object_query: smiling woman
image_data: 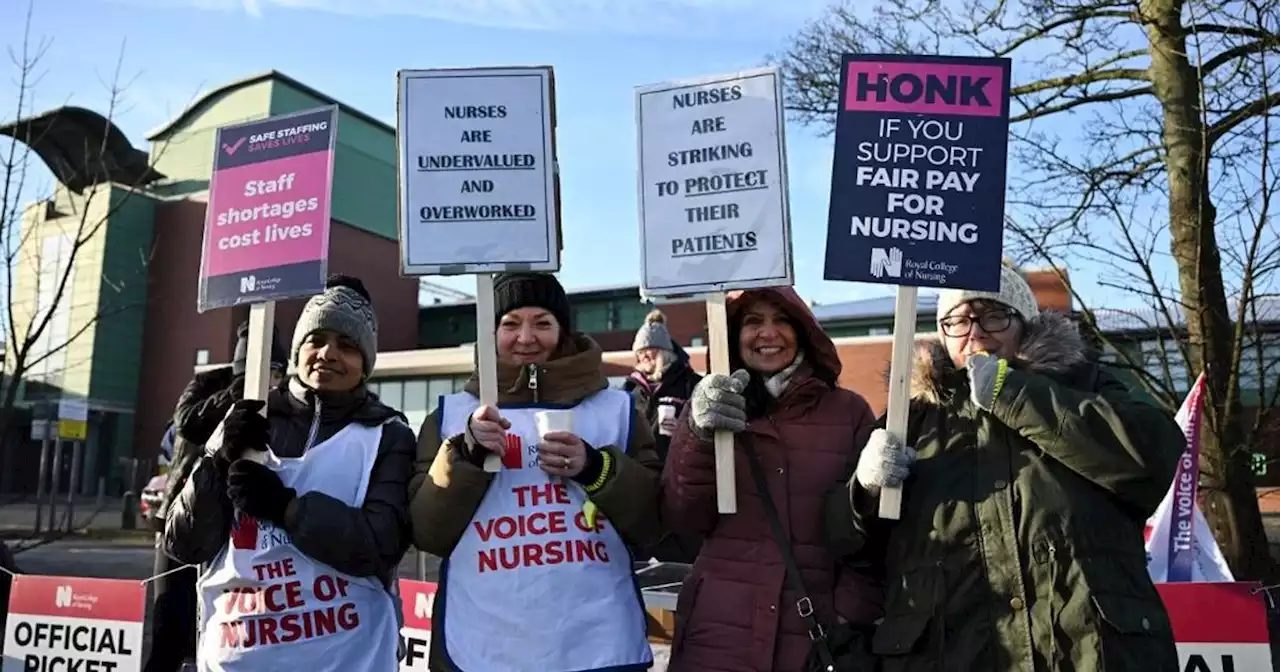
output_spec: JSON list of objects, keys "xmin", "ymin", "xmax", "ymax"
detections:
[
  {"xmin": 164, "ymin": 273, "xmax": 417, "ymax": 672},
  {"xmin": 407, "ymin": 271, "xmax": 665, "ymax": 672}
]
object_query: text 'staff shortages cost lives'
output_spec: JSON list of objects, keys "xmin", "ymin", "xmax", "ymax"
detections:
[
  {"xmin": 198, "ymin": 106, "xmax": 337, "ymax": 312},
  {"xmin": 824, "ymin": 54, "xmax": 1011, "ymax": 292}
]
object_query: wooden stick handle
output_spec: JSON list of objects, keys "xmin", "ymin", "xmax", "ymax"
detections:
[
  {"xmin": 705, "ymin": 293, "xmax": 737, "ymax": 514},
  {"xmin": 475, "ymin": 274, "xmax": 502, "ymax": 473},
  {"xmin": 879, "ymin": 285, "xmax": 919, "ymax": 520}
]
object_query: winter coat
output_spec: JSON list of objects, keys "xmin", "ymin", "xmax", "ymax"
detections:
[
  {"xmin": 408, "ymin": 333, "xmax": 665, "ymax": 672},
  {"xmin": 624, "ymin": 342, "xmax": 704, "ymax": 564},
  {"xmin": 835, "ymin": 311, "xmax": 1183, "ymax": 671},
  {"xmin": 156, "ymin": 366, "xmax": 236, "ymax": 528},
  {"xmin": 164, "ymin": 377, "xmax": 416, "ymax": 587},
  {"xmin": 662, "ymin": 287, "xmax": 881, "ymax": 672}
]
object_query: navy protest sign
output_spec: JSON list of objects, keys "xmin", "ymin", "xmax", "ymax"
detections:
[{"xmin": 823, "ymin": 54, "xmax": 1011, "ymax": 292}]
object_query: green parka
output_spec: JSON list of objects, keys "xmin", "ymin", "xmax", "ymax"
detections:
[{"xmin": 831, "ymin": 312, "xmax": 1183, "ymax": 672}]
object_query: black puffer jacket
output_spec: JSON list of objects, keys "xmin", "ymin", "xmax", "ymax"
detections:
[
  {"xmin": 155, "ymin": 366, "xmax": 237, "ymax": 528},
  {"xmin": 164, "ymin": 377, "xmax": 417, "ymax": 586}
]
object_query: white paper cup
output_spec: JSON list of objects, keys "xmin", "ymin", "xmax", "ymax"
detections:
[
  {"xmin": 657, "ymin": 404, "xmax": 677, "ymax": 436},
  {"xmin": 535, "ymin": 410, "xmax": 574, "ymax": 438}
]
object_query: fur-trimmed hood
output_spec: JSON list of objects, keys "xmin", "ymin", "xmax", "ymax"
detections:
[{"xmin": 910, "ymin": 311, "xmax": 1088, "ymax": 404}]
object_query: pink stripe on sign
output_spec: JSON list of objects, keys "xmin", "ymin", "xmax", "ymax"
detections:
[
  {"xmin": 1157, "ymin": 582, "xmax": 1270, "ymax": 643},
  {"xmin": 844, "ymin": 61, "xmax": 1005, "ymax": 117},
  {"xmin": 8, "ymin": 575, "xmax": 145, "ymax": 622},
  {"xmin": 399, "ymin": 579, "xmax": 437, "ymax": 631}
]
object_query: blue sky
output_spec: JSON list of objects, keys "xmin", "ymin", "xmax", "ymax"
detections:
[{"xmin": 0, "ymin": 0, "xmax": 1128, "ymax": 310}]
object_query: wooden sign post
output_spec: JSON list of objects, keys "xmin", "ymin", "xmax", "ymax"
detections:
[
  {"xmin": 397, "ymin": 66, "xmax": 561, "ymax": 475},
  {"xmin": 822, "ymin": 54, "xmax": 1013, "ymax": 519},
  {"xmin": 635, "ymin": 68, "xmax": 795, "ymax": 514}
]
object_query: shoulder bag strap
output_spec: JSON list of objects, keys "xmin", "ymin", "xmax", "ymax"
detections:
[{"xmin": 741, "ymin": 436, "xmax": 839, "ymax": 671}]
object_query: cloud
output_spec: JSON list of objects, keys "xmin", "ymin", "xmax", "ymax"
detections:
[{"xmin": 108, "ymin": 0, "xmax": 827, "ymax": 36}]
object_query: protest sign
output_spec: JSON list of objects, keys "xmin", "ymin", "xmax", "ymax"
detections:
[
  {"xmin": 398, "ymin": 580, "xmax": 436, "ymax": 671},
  {"xmin": 1158, "ymin": 582, "xmax": 1274, "ymax": 671},
  {"xmin": 824, "ymin": 54, "xmax": 1010, "ymax": 291},
  {"xmin": 824, "ymin": 54, "xmax": 1011, "ymax": 519},
  {"xmin": 635, "ymin": 67, "xmax": 793, "ymax": 298},
  {"xmin": 397, "ymin": 67, "xmax": 560, "ymax": 276},
  {"xmin": 635, "ymin": 68, "xmax": 795, "ymax": 513},
  {"xmin": 397, "ymin": 66, "xmax": 562, "ymax": 472},
  {"xmin": 198, "ymin": 106, "xmax": 337, "ymax": 312},
  {"xmin": 1146, "ymin": 373, "xmax": 1234, "ymax": 583},
  {"xmin": 3, "ymin": 575, "xmax": 145, "ymax": 672}
]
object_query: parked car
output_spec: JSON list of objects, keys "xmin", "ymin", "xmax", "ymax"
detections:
[{"xmin": 140, "ymin": 473, "xmax": 167, "ymax": 531}]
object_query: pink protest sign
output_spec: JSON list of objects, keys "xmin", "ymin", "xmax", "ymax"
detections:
[{"xmin": 198, "ymin": 105, "xmax": 338, "ymax": 312}]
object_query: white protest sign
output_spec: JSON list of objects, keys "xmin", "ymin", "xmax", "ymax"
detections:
[
  {"xmin": 635, "ymin": 68, "xmax": 793, "ymax": 299},
  {"xmin": 398, "ymin": 67, "xmax": 560, "ymax": 275},
  {"xmin": 4, "ymin": 575, "xmax": 145, "ymax": 672}
]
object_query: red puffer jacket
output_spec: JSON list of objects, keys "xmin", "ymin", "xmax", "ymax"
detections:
[{"xmin": 661, "ymin": 287, "xmax": 882, "ymax": 672}]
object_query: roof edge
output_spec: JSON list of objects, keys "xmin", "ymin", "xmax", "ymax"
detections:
[{"xmin": 146, "ymin": 70, "xmax": 393, "ymax": 141}]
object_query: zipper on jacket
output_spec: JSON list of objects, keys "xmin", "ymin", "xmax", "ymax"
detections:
[
  {"xmin": 302, "ymin": 398, "xmax": 322, "ymax": 453},
  {"xmin": 527, "ymin": 364, "xmax": 540, "ymax": 403}
]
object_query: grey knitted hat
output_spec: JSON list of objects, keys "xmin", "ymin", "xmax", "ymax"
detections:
[
  {"xmin": 936, "ymin": 259, "xmax": 1040, "ymax": 327},
  {"xmin": 291, "ymin": 275, "xmax": 378, "ymax": 376},
  {"xmin": 632, "ymin": 309, "xmax": 675, "ymax": 353}
]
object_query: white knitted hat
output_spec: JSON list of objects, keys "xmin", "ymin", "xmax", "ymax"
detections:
[{"xmin": 936, "ymin": 261, "xmax": 1040, "ymax": 326}]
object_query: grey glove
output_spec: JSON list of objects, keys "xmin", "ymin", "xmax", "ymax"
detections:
[
  {"xmin": 855, "ymin": 428, "xmax": 916, "ymax": 494},
  {"xmin": 688, "ymin": 369, "xmax": 750, "ymax": 441}
]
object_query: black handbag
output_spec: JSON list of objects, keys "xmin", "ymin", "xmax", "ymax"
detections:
[{"xmin": 743, "ymin": 437, "xmax": 879, "ymax": 672}]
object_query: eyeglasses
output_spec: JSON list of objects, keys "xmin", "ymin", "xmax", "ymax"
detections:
[{"xmin": 940, "ymin": 310, "xmax": 1016, "ymax": 338}]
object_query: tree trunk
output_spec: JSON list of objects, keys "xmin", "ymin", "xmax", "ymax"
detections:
[
  {"xmin": 1143, "ymin": 0, "xmax": 1278, "ymax": 580},
  {"xmin": 0, "ymin": 371, "xmax": 26, "ymax": 493}
]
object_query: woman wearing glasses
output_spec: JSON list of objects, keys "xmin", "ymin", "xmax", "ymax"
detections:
[{"xmin": 834, "ymin": 260, "xmax": 1183, "ymax": 671}]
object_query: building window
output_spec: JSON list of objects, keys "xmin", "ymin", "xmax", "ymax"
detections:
[{"xmin": 195, "ymin": 349, "xmax": 210, "ymax": 366}]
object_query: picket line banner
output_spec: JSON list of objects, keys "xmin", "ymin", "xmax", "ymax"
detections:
[
  {"xmin": 1157, "ymin": 582, "xmax": 1274, "ymax": 672},
  {"xmin": 635, "ymin": 67, "xmax": 794, "ymax": 299},
  {"xmin": 3, "ymin": 575, "xmax": 146, "ymax": 672},
  {"xmin": 823, "ymin": 53, "xmax": 1011, "ymax": 292},
  {"xmin": 398, "ymin": 580, "xmax": 436, "ymax": 671},
  {"xmin": 397, "ymin": 67, "xmax": 560, "ymax": 275}
]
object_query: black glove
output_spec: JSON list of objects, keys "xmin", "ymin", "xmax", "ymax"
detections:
[
  {"xmin": 227, "ymin": 460, "xmax": 296, "ymax": 526},
  {"xmin": 213, "ymin": 399, "xmax": 269, "ymax": 472}
]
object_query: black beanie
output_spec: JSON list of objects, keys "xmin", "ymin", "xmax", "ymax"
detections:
[
  {"xmin": 232, "ymin": 321, "xmax": 288, "ymax": 376},
  {"xmin": 492, "ymin": 273, "xmax": 572, "ymax": 334}
]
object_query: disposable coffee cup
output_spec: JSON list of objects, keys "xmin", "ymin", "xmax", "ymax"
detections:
[
  {"xmin": 535, "ymin": 410, "xmax": 574, "ymax": 438},
  {"xmin": 657, "ymin": 404, "xmax": 677, "ymax": 436}
]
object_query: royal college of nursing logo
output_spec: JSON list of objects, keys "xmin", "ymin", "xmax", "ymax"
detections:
[
  {"xmin": 54, "ymin": 585, "xmax": 72, "ymax": 608},
  {"xmin": 414, "ymin": 591, "xmax": 435, "ymax": 620},
  {"xmin": 53, "ymin": 583, "xmax": 97, "ymax": 611},
  {"xmin": 869, "ymin": 247, "xmax": 903, "ymax": 279},
  {"xmin": 230, "ymin": 512, "xmax": 259, "ymax": 550}
]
